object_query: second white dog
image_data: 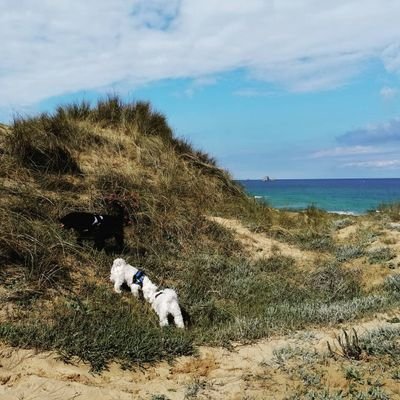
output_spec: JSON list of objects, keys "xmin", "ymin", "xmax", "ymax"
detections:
[{"xmin": 141, "ymin": 276, "xmax": 185, "ymax": 329}]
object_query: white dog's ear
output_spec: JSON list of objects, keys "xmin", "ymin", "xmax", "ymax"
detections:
[{"xmin": 113, "ymin": 258, "xmax": 125, "ymax": 267}]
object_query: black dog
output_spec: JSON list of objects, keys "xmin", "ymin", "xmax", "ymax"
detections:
[{"xmin": 60, "ymin": 211, "xmax": 125, "ymax": 251}]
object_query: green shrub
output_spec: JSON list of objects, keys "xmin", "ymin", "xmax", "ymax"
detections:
[
  {"xmin": 335, "ymin": 244, "xmax": 365, "ymax": 262},
  {"xmin": 254, "ymin": 254, "xmax": 295, "ymax": 272},
  {"xmin": 360, "ymin": 326, "xmax": 400, "ymax": 359},
  {"xmin": 367, "ymin": 247, "xmax": 395, "ymax": 264},
  {"xmin": 385, "ymin": 274, "xmax": 400, "ymax": 296},
  {"xmin": 295, "ymin": 232, "xmax": 334, "ymax": 252},
  {"xmin": 308, "ymin": 262, "xmax": 361, "ymax": 301}
]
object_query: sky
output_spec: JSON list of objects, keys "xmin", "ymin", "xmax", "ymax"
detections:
[{"xmin": 1, "ymin": 1, "xmax": 400, "ymax": 179}]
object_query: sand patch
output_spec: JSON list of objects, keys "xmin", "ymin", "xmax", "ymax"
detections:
[
  {"xmin": 335, "ymin": 223, "xmax": 359, "ymax": 241},
  {"xmin": 209, "ymin": 216, "xmax": 316, "ymax": 265},
  {"xmin": 1, "ymin": 312, "xmax": 399, "ymax": 400}
]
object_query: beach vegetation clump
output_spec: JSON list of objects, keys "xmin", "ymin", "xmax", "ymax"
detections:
[
  {"xmin": 9, "ymin": 110, "xmax": 88, "ymax": 174},
  {"xmin": 0, "ymin": 209, "xmax": 74, "ymax": 288},
  {"xmin": 271, "ymin": 207, "xmax": 337, "ymax": 252},
  {"xmin": 367, "ymin": 247, "xmax": 396, "ymax": 264},
  {"xmin": 384, "ymin": 274, "xmax": 400, "ymax": 297},
  {"xmin": 276, "ymin": 324, "xmax": 400, "ymax": 400},
  {"xmin": 308, "ymin": 262, "xmax": 361, "ymax": 301},
  {"xmin": 359, "ymin": 326, "xmax": 400, "ymax": 359},
  {"xmin": 377, "ymin": 202, "xmax": 400, "ymax": 221},
  {"xmin": 294, "ymin": 231, "xmax": 335, "ymax": 252},
  {"xmin": 335, "ymin": 244, "xmax": 365, "ymax": 262},
  {"xmin": 253, "ymin": 254, "xmax": 296, "ymax": 272},
  {"xmin": 332, "ymin": 218, "xmax": 354, "ymax": 230},
  {"xmin": 328, "ymin": 325, "xmax": 400, "ymax": 363}
]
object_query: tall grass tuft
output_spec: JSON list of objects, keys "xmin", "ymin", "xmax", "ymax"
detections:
[
  {"xmin": 10, "ymin": 115, "xmax": 82, "ymax": 174},
  {"xmin": 0, "ymin": 210, "xmax": 73, "ymax": 287}
]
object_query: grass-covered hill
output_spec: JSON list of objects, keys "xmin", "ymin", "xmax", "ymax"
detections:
[{"xmin": 0, "ymin": 97, "xmax": 399, "ymax": 373}]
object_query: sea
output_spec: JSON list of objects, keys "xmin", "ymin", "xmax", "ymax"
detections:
[{"xmin": 238, "ymin": 178, "xmax": 400, "ymax": 215}]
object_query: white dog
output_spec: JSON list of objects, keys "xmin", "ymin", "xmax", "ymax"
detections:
[
  {"xmin": 110, "ymin": 258, "xmax": 143, "ymax": 297},
  {"xmin": 110, "ymin": 258, "xmax": 185, "ymax": 329},
  {"xmin": 141, "ymin": 275, "xmax": 185, "ymax": 329}
]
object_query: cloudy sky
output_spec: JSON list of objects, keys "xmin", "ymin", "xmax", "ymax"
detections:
[{"xmin": 2, "ymin": 0, "xmax": 400, "ymax": 178}]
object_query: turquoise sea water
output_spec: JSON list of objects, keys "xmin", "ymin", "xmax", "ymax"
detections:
[{"xmin": 238, "ymin": 179, "xmax": 400, "ymax": 215}]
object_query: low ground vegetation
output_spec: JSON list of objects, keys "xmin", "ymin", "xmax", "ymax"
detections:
[{"xmin": 270, "ymin": 325, "xmax": 400, "ymax": 399}]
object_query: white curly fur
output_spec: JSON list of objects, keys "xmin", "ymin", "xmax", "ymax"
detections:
[
  {"xmin": 109, "ymin": 257, "xmax": 141, "ymax": 297},
  {"xmin": 141, "ymin": 276, "xmax": 184, "ymax": 329}
]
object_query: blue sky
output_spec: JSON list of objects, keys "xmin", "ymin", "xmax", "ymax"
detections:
[{"xmin": 1, "ymin": 1, "xmax": 400, "ymax": 179}]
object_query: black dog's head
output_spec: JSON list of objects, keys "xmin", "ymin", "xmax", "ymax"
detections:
[{"xmin": 59, "ymin": 214, "xmax": 74, "ymax": 229}]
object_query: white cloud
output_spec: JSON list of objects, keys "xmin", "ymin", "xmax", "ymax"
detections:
[
  {"xmin": 2, "ymin": 0, "xmax": 400, "ymax": 109},
  {"xmin": 380, "ymin": 86, "xmax": 398, "ymax": 100},
  {"xmin": 233, "ymin": 88, "xmax": 276, "ymax": 97},
  {"xmin": 183, "ymin": 76, "xmax": 218, "ymax": 97},
  {"xmin": 310, "ymin": 146, "xmax": 383, "ymax": 159},
  {"xmin": 251, "ymin": 53, "xmax": 367, "ymax": 92},
  {"xmin": 382, "ymin": 43, "xmax": 400, "ymax": 73},
  {"xmin": 337, "ymin": 118, "xmax": 400, "ymax": 145},
  {"xmin": 131, "ymin": 0, "xmax": 181, "ymax": 30},
  {"xmin": 344, "ymin": 159, "xmax": 400, "ymax": 169}
]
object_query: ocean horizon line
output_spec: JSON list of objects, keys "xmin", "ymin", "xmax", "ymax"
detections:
[{"xmin": 237, "ymin": 177, "xmax": 400, "ymax": 181}]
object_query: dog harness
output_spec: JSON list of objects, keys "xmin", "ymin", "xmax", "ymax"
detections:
[
  {"xmin": 133, "ymin": 270, "xmax": 146, "ymax": 287},
  {"xmin": 92, "ymin": 215, "xmax": 104, "ymax": 226}
]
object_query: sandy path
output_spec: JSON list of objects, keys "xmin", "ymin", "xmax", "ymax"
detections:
[
  {"xmin": 209, "ymin": 216, "xmax": 316, "ymax": 263},
  {"xmin": 1, "ymin": 312, "xmax": 399, "ymax": 400}
]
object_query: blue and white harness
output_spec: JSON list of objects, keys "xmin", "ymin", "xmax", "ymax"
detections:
[
  {"xmin": 132, "ymin": 270, "xmax": 146, "ymax": 287},
  {"xmin": 132, "ymin": 270, "xmax": 163, "ymax": 298}
]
